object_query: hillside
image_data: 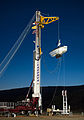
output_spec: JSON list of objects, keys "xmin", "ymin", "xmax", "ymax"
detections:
[{"xmin": 0, "ymin": 85, "xmax": 84, "ymax": 112}]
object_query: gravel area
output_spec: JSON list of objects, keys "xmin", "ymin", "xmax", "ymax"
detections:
[{"xmin": 0, "ymin": 115, "xmax": 84, "ymax": 120}]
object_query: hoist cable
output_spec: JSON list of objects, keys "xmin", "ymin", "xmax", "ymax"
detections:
[
  {"xmin": 47, "ymin": 58, "xmax": 62, "ymax": 108},
  {"xmin": 42, "ymin": 19, "xmax": 62, "ymax": 111},
  {"xmin": 0, "ymin": 13, "xmax": 35, "ymax": 67},
  {"xmin": 42, "ymin": 57, "xmax": 62, "ymax": 111},
  {"xmin": 0, "ymin": 13, "xmax": 35, "ymax": 75},
  {"xmin": 58, "ymin": 19, "xmax": 60, "ymax": 41},
  {"xmin": 62, "ymin": 55, "xmax": 66, "ymax": 90},
  {"xmin": 43, "ymin": 53, "xmax": 61, "ymax": 74}
]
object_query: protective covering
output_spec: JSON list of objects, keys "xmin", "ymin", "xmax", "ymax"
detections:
[{"xmin": 49, "ymin": 46, "xmax": 67, "ymax": 58}]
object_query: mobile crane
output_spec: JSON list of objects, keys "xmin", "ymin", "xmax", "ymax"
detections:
[
  {"xmin": 0, "ymin": 11, "xmax": 67, "ymax": 116},
  {"xmin": 31, "ymin": 11, "xmax": 59, "ymax": 114}
]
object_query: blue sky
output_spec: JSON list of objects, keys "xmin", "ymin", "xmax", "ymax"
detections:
[{"xmin": 0, "ymin": 0, "xmax": 84, "ymax": 90}]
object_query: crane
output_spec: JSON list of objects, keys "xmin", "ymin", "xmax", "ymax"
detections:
[
  {"xmin": 0, "ymin": 11, "xmax": 68, "ymax": 116},
  {"xmin": 31, "ymin": 11, "xmax": 59, "ymax": 114}
]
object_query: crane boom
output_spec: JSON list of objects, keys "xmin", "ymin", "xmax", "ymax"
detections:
[
  {"xmin": 32, "ymin": 11, "xmax": 59, "ymax": 114},
  {"xmin": 32, "ymin": 15, "xmax": 59, "ymax": 29},
  {"xmin": 40, "ymin": 16, "xmax": 59, "ymax": 24}
]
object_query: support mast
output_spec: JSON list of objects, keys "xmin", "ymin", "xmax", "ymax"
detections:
[
  {"xmin": 32, "ymin": 11, "xmax": 59, "ymax": 113},
  {"xmin": 32, "ymin": 11, "xmax": 41, "ymax": 108}
]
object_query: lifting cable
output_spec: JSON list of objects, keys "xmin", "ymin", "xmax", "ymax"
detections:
[
  {"xmin": 62, "ymin": 55, "xmax": 66, "ymax": 90},
  {"xmin": 42, "ymin": 18, "xmax": 63, "ymax": 111},
  {"xmin": 26, "ymin": 79, "xmax": 34, "ymax": 99},
  {"xmin": 42, "ymin": 19, "xmax": 61, "ymax": 74},
  {"xmin": 42, "ymin": 54, "xmax": 61, "ymax": 74},
  {"xmin": 57, "ymin": 19, "xmax": 66, "ymax": 89},
  {"xmin": 44, "ymin": 55, "xmax": 66, "ymax": 111},
  {"xmin": 58, "ymin": 19, "xmax": 60, "ymax": 40},
  {"xmin": 46, "ymin": 19, "xmax": 64, "ymax": 108},
  {"xmin": 0, "ymin": 13, "xmax": 36, "ymax": 76},
  {"xmin": 43, "ymin": 57, "xmax": 62, "ymax": 111}
]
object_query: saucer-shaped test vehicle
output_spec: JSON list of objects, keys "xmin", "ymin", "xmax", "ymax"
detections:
[{"xmin": 49, "ymin": 40, "xmax": 67, "ymax": 58}]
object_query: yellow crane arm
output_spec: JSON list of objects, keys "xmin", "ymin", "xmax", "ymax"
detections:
[
  {"xmin": 40, "ymin": 16, "xmax": 59, "ymax": 24},
  {"xmin": 32, "ymin": 16, "xmax": 59, "ymax": 29}
]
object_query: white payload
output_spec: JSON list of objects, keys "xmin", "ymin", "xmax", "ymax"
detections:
[{"xmin": 49, "ymin": 40, "xmax": 67, "ymax": 58}]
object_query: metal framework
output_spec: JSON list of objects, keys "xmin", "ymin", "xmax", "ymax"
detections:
[{"xmin": 62, "ymin": 90, "xmax": 69, "ymax": 114}]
